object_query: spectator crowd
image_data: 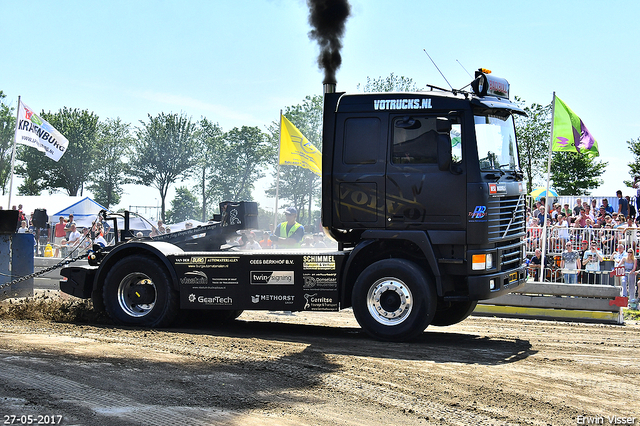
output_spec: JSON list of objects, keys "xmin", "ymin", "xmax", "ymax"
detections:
[{"xmin": 526, "ymin": 189, "xmax": 639, "ymax": 304}]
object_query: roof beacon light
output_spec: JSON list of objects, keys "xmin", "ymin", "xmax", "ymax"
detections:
[{"xmin": 471, "ymin": 68, "xmax": 509, "ymax": 100}]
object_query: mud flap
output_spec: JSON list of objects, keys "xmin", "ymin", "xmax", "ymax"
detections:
[{"xmin": 60, "ymin": 266, "xmax": 98, "ymax": 299}]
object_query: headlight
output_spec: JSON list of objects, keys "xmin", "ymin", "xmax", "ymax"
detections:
[
  {"xmin": 472, "ymin": 253, "xmax": 494, "ymax": 270},
  {"xmin": 485, "ymin": 253, "xmax": 493, "ymax": 269}
]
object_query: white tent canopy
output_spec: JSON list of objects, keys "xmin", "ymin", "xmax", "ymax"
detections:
[
  {"xmin": 52, "ymin": 197, "xmax": 108, "ymax": 228},
  {"xmin": 53, "ymin": 198, "xmax": 154, "ymax": 231}
]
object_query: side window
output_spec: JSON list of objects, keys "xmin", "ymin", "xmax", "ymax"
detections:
[
  {"xmin": 343, "ymin": 117, "xmax": 380, "ymax": 164},
  {"xmin": 392, "ymin": 116, "xmax": 462, "ymax": 165},
  {"xmin": 451, "ymin": 123, "xmax": 462, "ymax": 164}
]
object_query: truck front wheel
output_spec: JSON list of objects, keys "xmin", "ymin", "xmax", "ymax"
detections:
[
  {"xmin": 351, "ymin": 259, "xmax": 436, "ymax": 341},
  {"xmin": 102, "ymin": 255, "xmax": 179, "ymax": 328}
]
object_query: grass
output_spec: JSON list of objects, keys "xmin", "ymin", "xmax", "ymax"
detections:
[{"xmin": 623, "ymin": 308, "xmax": 640, "ymax": 321}]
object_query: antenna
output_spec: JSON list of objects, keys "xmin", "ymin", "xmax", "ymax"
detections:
[
  {"xmin": 423, "ymin": 49, "xmax": 453, "ymax": 91},
  {"xmin": 456, "ymin": 59, "xmax": 473, "ymax": 78}
]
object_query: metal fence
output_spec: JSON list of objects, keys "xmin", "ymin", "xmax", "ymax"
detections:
[
  {"xmin": 525, "ymin": 225, "xmax": 638, "ymax": 288},
  {"xmin": 526, "ymin": 226, "xmax": 638, "ymax": 255}
]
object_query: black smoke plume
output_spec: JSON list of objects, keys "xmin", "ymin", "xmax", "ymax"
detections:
[{"xmin": 307, "ymin": 0, "xmax": 351, "ymax": 85}]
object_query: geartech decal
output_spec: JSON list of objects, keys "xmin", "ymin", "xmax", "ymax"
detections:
[
  {"xmin": 187, "ymin": 294, "xmax": 233, "ymax": 306},
  {"xmin": 373, "ymin": 98, "xmax": 432, "ymax": 110}
]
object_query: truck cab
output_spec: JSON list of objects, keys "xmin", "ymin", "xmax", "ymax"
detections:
[{"xmin": 321, "ymin": 69, "xmax": 527, "ymax": 331}]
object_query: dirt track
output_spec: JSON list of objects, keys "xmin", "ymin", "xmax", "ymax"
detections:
[{"xmin": 0, "ymin": 310, "xmax": 638, "ymax": 426}]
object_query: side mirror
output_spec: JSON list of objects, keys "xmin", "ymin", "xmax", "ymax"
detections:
[{"xmin": 436, "ymin": 117, "xmax": 452, "ymax": 133}]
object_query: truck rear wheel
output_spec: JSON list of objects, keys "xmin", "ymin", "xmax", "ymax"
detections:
[
  {"xmin": 431, "ymin": 300, "xmax": 478, "ymax": 326},
  {"xmin": 102, "ymin": 255, "xmax": 179, "ymax": 328},
  {"xmin": 351, "ymin": 259, "xmax": 436, "ymax": 342}
]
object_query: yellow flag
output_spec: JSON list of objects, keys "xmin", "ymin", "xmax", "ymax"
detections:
[{"xmin": 279, "ymin": 115, "xmax": 322, "ymax": 176}]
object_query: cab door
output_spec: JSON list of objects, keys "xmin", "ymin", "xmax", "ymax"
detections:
[{"xmin": 385, "ymin": 113, "xmax": 466, "ymax": 230}]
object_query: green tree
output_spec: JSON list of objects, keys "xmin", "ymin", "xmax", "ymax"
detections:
[
  {"xmin": 87, "ymin": 118, "xmax": 134, "ymax": 208},
  {"xmin": 357, "ymin": 73, "xmax": 419, "ymax": 92},
  {"xmin": 550, "ymin": 152, "xmax": 608, "ymax": 196},
  {"xmin": 624, "ymin": 137, "xmax": 640, "ymax": 187},
  {"xmin": 130, "ymin": 113, "xmax": 198, "ymax": 222},
  {"xmin": 15, "ymin": 145, "xmax": 48, "ymax": 195},
  {"xmin": 204, "ymin": 126, "xmax": 273, "ymax": 213},
  {"xmin": 165, "ymin": 186, "xmax": 199, "ymax": 223},
  {"xmin": 256, "ymin": 205, "xmax": 274, "ymax": 231},
  {"xmin": 514, "ymin": 97, "xmax": 551, "ymax": 194},
  {"xmin": 194, "ymin": 118, "xmax": 223, "ymax": 221},
  {"xmin": 0, "ymin": 91, "xmax": 15, "ymax": 195},
  {"xmin": 16, "ymin": 107, "xmax": 99, "ymax": 196},
  {"xmin": 266, "ymin": 95, "xmax": 323, "ymax": 226}
]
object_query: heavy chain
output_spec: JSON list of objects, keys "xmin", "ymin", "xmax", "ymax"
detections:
[{"xmin": 0, "ymin": 250, "xmax": 91, "ymax": 295}]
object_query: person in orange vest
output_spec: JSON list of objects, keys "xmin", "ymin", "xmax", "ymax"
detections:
[{"xmin": 271, "ymin": 207, "xmax": 304, "ymax": 248}]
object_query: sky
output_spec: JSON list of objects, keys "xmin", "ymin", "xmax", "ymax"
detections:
[{"xmin": 2, "ymin": 0, "xmax": 639, "ymax": 220}]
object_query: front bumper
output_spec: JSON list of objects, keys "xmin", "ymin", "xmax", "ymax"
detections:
[{"xmin": 466, "ymin": 265, "xmax": 527, "ymax": 301}]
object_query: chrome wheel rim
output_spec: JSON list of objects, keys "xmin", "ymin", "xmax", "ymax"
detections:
[
  {"xmin": 117, "ymin": 273, "xmax": 157, "ymax": 318},
  {"xmin": 366, "ymin": 277, "xmax": 412, "ymax": 325}
]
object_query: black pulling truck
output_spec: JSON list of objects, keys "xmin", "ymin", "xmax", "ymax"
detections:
[{"xmin": 61, "ymin": 69, "xmax": 527, "ymax": 341}]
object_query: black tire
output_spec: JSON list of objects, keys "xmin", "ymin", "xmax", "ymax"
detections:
[
  {"xmin": 102, "ymin": 255, "xmax": 179, "ymax": 327},
  {"xmin": 431, "ymin": 300, "xmax": 478, "ymax": 326},
  {"xmin": 351, "ymin": 259, "xmax": 436, "ymax": 342}
]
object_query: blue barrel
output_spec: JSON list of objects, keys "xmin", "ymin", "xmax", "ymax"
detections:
[{"xmin": 0, "ymin": 233, "xmax": 35, "ymax": 299}]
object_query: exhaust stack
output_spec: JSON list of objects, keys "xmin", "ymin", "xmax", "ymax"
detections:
[{"xmin": 323, "ymin": 83, "xmax": 336, "ymax": 94}]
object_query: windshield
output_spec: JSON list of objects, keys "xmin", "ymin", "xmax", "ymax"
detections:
[{"xmin": 475, "ymin": 114, "xmax": 519, "ymax": 172}]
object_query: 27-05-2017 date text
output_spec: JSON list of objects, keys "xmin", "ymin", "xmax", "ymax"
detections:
[{"xmin": 3, "ymin": 415, "xmax": 63, "ymax": 425}]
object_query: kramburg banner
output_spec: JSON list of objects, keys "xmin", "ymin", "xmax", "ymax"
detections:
[{"xmin": 15, "ymin": 100, "xmax": 69, "ymax": 162}]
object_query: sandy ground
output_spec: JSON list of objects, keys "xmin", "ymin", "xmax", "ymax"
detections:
[{"xmin": 0, "ymin": 310, "xmax": 638, "ymax": 426}]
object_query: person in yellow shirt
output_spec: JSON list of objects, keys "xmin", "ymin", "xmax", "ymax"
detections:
[{"xmin": 271, "ymin": 207, "xmax": 305, "ymax": 248}]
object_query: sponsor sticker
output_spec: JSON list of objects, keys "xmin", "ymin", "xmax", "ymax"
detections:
[
  {"xmin": 373, "ymin": 98, "xmax": 432, "ymax": 110},
  {"xmin": 179, "ymin": 271, "xmax": 208, "ymax": 285},
  {"xmin": 303, "ymin": 293, "xmax": 338, "ymax": 311},
  {"xmin": 250, "ymin": 271, "xmax": 294, "ymax": 285},
  {"xmin": 250, "ymin": 294, "xmax": 295, "ymax": 304},
  {"xmin": 489, "ymin": 183, "xmax": 507, "ymax": 195},
  {"xmin": 469, "ymin": 206, "xmax": 487, "ymax": 219},
  {"xmin": 303, "ymin": 273, "xmax": 338, "ymax": 291},
  {"xmin": 187, "ymin": 294, "xmax": 233, "ymax": 306},
  {"xmin": 303, "ymin": 255, "xmax": 336, "ymax": 270}
]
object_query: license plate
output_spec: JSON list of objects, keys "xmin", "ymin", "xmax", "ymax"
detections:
[{"xmin": 508, "ymin": 272, "xmax": 518, "ymax": 283}]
